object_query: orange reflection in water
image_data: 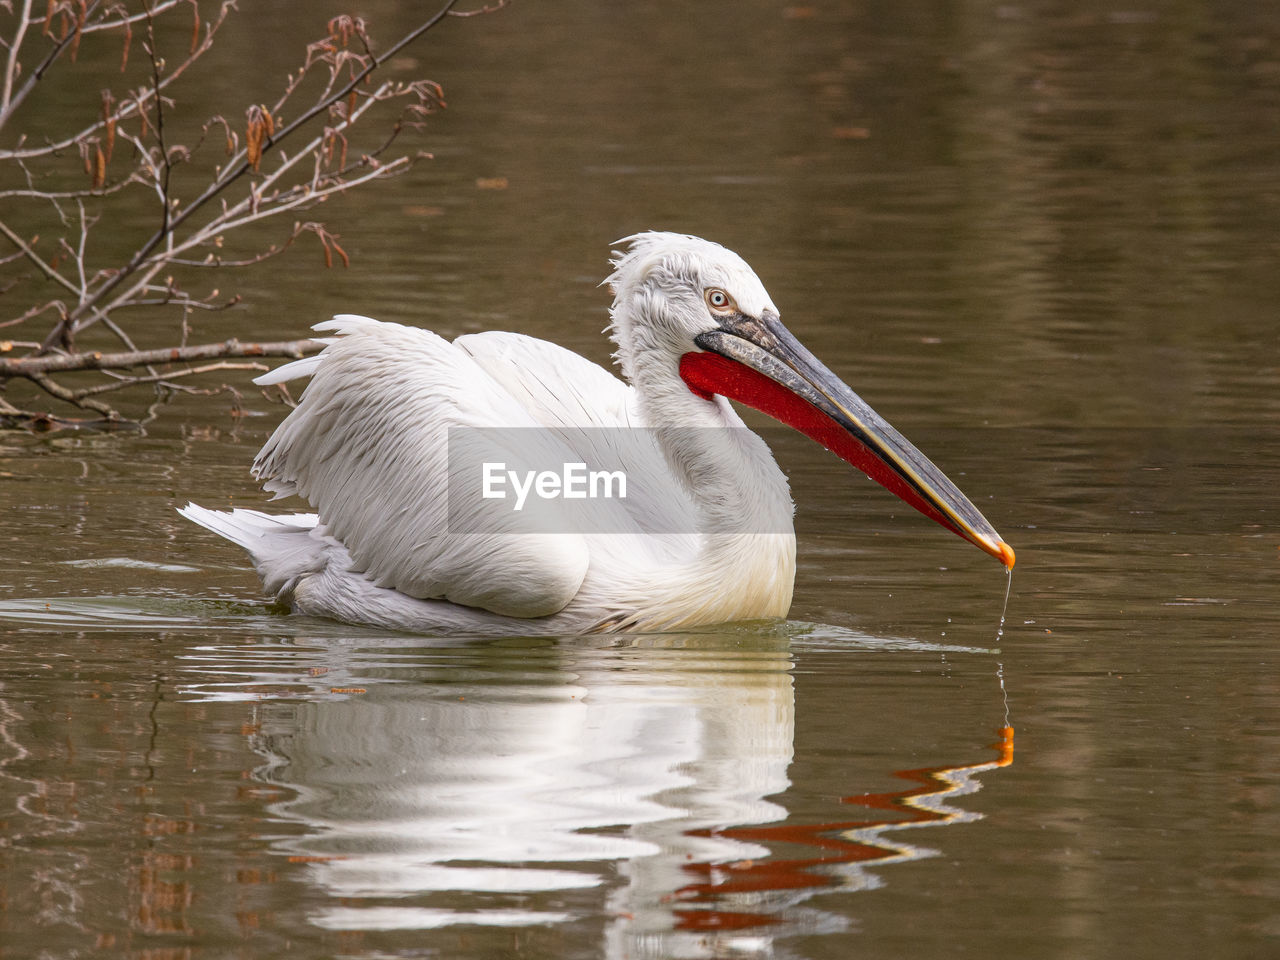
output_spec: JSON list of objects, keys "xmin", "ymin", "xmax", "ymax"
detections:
[{"xmin": 671, "ymin": 727, "xmax": 1015, "ymax": 932}]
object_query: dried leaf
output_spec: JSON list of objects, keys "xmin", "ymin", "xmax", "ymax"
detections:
[
  {"xmin": 70, "ymin": 0, "xmax": 86, "ymax": 61},
  {"xmin": 92, "ymin": 144, "xmax": 106, "ymax": 190},
  {"xmin": 101, "ymin": 91, "xmax": 116, "ymax": 163},
  {"xmin": 321, "ymin": 128, "xmax": 349, "ymax": 171},
  {"xmin": 328, "ymin": 15, "xmax": 361, "ymax": 49},
  {"xmin": 120, "ymin": 18, "xmax": 132, "ymax": 71},
  {"xmin": 246, "ymin": 105, "xmax": 269, "ymax": 171}
]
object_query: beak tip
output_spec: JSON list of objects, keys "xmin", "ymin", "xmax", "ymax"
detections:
[{"xmin": 975, "ymin": 532, "xmax": 1015, "ymax": 568}]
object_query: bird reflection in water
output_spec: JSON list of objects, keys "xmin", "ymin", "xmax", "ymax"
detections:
[{"xmin": 215, "ymin": 629, "xmax": 1012, "ymax": 954}]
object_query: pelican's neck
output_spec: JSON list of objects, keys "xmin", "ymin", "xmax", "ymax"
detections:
[
  {"xmin": 600, "ymin": 367, "xmax": 797, "ymax": 629},
  {"xmin": 631, "ymin": 363, "xmax": 795, "ymax": 539}
]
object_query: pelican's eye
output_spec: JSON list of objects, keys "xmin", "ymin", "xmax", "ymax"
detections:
[{"xmin": 705, "ymin": 288, "xmax": 737, "ymax": 315}]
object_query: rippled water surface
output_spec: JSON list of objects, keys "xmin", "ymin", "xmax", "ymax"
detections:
[{"xmin": 2, "ymin": 2, "xmax": 1278, "ymax": 958}]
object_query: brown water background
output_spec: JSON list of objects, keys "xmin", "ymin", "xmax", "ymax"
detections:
[{"xmin": 1, "ymin": 2, "xmax": 1277, "ymax": 957}]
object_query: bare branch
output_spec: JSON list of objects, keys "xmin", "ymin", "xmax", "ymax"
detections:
[
  {"xmin": 77, "ymin": 0, "xmax": 187, "ymax": 36},
  {"xmin": 26, "ymin": 369, "xmax": 122, "ymax": 418},
  {"xmin": 448, "ymin": 0, "xmax": 513, "ymax": 16},
  {"xmin": 1, "ymin": 0, "xmax": 36, "ymax": 122},
  {"xmin": 1, "ymin": 338, "xmax": 324, "ymax": 377},
  {"xmin": 0, "ymin": 300, "xmax": 68, "ymax": 330},
  {"xmin": 43, "ymin": 0, "xmax": 462, "ymax": 350},
  {"xmin": 0, "ymin": 217, "xmax": 79, "ymax": 294},
  {"xmin": 0, "ymin": 0, "xmax": 235, "ymax": 155},
  {"xmin": 0, "ymin": 173, "xmax": 145, "ymax": 202},
  {"xmin": 78, "ymin": 359, "xmax": 271, "ymax": 397},
  {"xmin": 0, "ymin": 0, "xmax": 105, "ymax": 131},
  {"xmin": 1, "ymin": 1, "xmax": 511, "ymax": 428}
]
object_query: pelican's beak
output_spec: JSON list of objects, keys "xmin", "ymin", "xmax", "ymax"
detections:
[{"xmin": 682, "ymin": 310, "xmax": 1014, "ymax": 567}]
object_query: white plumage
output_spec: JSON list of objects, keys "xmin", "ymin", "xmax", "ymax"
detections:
[{"xmin": 183, "ymin": 233, "xmax": 1011, "ymax": 634}]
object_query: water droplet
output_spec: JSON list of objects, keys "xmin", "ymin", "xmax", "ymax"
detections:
[{"xmin": 995, "ymin": 565, "xmax": 1012, "ymax": 646}]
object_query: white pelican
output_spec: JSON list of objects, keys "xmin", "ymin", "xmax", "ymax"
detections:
[{"xmin": 182, "ymin": 232, "xmax": 1013, "ymax": 633}]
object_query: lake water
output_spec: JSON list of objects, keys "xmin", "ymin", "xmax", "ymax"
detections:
[{"xmin": 2, "ymin": 2, "xmax": 1277, "ymax": 958}]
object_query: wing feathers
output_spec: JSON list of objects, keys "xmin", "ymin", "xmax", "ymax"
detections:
[
  {"xmin": 455, "ymin": 331, "xmax": 635, "ymax": 429},
  {"xmin": 251, "ymin": 318, "xmax": 590, "ymax": 618}
]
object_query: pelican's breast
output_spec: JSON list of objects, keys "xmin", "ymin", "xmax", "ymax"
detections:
[{"xmin": 589, "ymin": 530, "xmax": 796, "ymax": 632}]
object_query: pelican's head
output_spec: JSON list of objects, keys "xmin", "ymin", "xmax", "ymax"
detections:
[
  {"xmin": 607, "ymin": 232, "xmax": 779, "ymax": 383},
  {"xmin": 607, "ymin": 231, "xmax": 1014, "ymax": 568}
]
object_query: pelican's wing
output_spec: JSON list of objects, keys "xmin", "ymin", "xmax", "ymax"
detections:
[
  {"xmin": 455, "ymin": 330, "xmax": 635, "ymax": 429},
  {"xmin": 455, "ymin": 330, "xmax": 702, "ymax": 537},
  {"xmin": 251, "ymin": 315, "xmax": 590, "ymax": 618}
]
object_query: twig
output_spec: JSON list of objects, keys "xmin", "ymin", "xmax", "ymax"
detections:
[
  {"xmin": 26, "ymin": 369, "xmax": 121, "ymax": 418},
  {"xmin": 1, "ymin": 338, "xmax": 324, "ymax": 377},
  {"xmin": 0, "ymin": 1, "xmax": 105, "ymax": 131},
  {"xmin": 78, "ymin": 360, "xmax": 270, "ymax": 397},
  {"xmin": 46, "ymin": 0, "xmax": 462, "ymax": 351},
  {"xmin": 0, "ymin": 1, "xmax": 232, "ymax": 155},
  {"xmin": 0, "ymin": 217, "xmax": 80, "ymax": 294},
  {"xmin": 1, "ymin": 0, "xmax": 36, "ymax": 124}
]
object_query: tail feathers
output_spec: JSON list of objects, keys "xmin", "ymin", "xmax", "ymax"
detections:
[
  {"xmin": 179, "ymin": 503, "xmax": 325, "ymax": 600},
  {"xmin": 179, "ymin": 503, "xmax": 317, "ymax": 549}
]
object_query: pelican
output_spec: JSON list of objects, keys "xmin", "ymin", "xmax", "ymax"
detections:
[{"xmin": 182, "ymin": 233, "xmax": 1013, "ymax": 634}]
